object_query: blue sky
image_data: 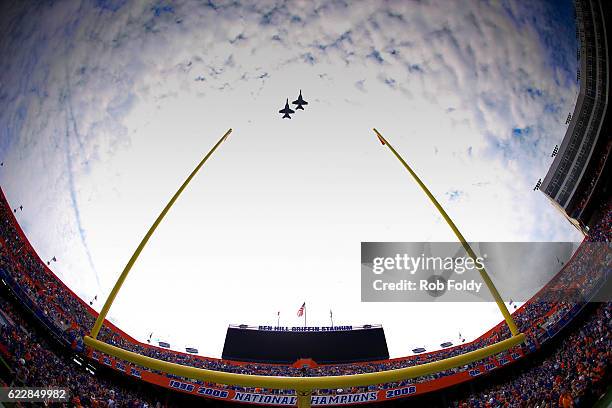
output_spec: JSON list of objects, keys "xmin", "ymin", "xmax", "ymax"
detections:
[{"xmin": 0, "ymin": 0, "xmax": 582, "ymax": 357}]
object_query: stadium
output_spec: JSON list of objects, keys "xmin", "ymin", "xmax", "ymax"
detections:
[{"xmin": 0, "ymin": 0, "xmax": 610, "ymax": 406}]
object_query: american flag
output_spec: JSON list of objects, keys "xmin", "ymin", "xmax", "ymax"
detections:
[{"xmin": 297, "ymin": 302, "xmax": 305, "ymax": 317}]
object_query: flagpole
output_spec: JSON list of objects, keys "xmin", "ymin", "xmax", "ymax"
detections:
[
  {"xmin": 304, "ymin": 303, "xmax": 307, "ymax": 327},
  {"xmin": 277, "ymin": 312, "xmax": 280, "ymax": 328},
  {"xmin": 330, "ymin": 310, "xmax": 333, "ymax": 327}
]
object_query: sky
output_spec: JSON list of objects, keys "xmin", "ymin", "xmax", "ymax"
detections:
[{"xmin": 0, "ymin": 0, "xmax": 583, "ymax": 358}]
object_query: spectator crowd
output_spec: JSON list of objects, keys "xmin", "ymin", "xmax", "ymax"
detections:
[
  {"xmin": 0, "ymin": 294, "xmax": 162, "ymax": 407},
  {"xmin": 0, "ymin": 188, "xmax": 609, "ymax": 405}
]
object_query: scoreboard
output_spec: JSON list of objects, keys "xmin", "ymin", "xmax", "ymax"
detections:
[{"xmin": 221, "ymin": 325, "xmax": 389, "ymax": 364}]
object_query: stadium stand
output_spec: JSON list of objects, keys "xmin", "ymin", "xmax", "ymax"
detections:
[
  {"xmin": 0, "ymin": 293, "xmax": 163, "ymax": 407},
  {"xmin": 0, "ymin": 1, "xmax": 609, "ymax": 403},
  {"xmin": 540, "ymin": 0, "xmax": 611, "ymax": 232},
  {"xmin": 451, "ymin": 302, "xmax": 611, "ymax": 408},
  {"xmin": 0, "ymin": 185, "xmax": 609, "ymax": 406}
]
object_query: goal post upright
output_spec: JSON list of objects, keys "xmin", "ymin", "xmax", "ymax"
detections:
[
  {"xmin": 89, "ymin": 128, "xmax": 233, "ymax": 339},
  {"xmin": 372, "ymin": 128, "xmax": 519, "ymax": 336}
]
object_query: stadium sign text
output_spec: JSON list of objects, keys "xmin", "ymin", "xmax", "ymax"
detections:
[{"xmin": 257, "ymin": 326, "xmax": 354, "ymax": 332}]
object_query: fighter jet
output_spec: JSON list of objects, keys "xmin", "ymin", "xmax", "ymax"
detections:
[
  {"xmin": 292, "ymin": 90, "xmax": 308, "ymax": 110},
  {"xmin": 279, "ymin": 98, "xmax": 295, "ymax": 119}
]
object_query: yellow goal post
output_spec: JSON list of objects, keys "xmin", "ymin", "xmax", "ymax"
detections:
[{"xmin": 83, "ymin": 127, "xmax": 524, "ymax": 408}]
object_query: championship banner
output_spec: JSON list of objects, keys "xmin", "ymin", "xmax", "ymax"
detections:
[{"xmin": 84, "ymin": 345, "xmax": 529, "ymax": 406}]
